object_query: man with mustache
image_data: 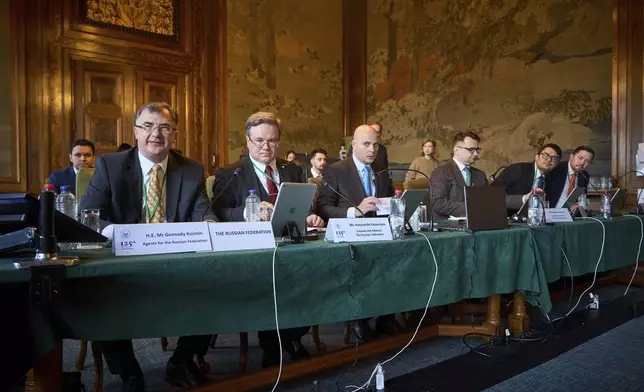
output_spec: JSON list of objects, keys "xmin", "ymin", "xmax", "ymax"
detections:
[{"xmin": 546, "ymin": 145, "xmax": 594, "ymax": 209}]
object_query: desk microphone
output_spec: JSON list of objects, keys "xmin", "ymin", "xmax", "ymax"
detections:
[
  {"xmin": 202, "ymin": 167, "xmax": 243, "ymax": 221},
  {"xmin": 320, "ymin": 180, "xmax": 366, "ymax": 217},
  {"xmin": 489, "ymin": 166, "xmax": 507, "ymax": 183},
  {"xmin": 372, "ymin": 168, "xmax": 440, "ymax": 232}
]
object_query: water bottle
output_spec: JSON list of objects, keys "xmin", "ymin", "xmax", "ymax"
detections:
[
  {"xmin": 56, "ymin": 185, "xmax": 77, "ymax": 220},
  {"xmin": 527, "ymin": 191, "xmax": 544, "ymax": 226},
  {"xmin": 244, "ymin": 189, "xmax": 261, "ymax": 222},
  {"xmin": 601, "ymin": 191, "xmax": 612, "ymax": 219},
  {"xmin": 389, "ymin": 189, "xmax": 406, "ymax": 239}
]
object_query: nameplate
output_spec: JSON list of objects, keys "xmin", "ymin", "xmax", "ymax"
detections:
[
  {"xmin": 113, "ymin": 223, "xmax": 212, "ymax": 256},
  {"xmin": 324, "ymin": 218, "xmax": 393, "ymax": 243},
  {"xmin": 544, "ymin": 208, "xmax": 574, "ymax": 223},
  {"xmin": 208, "ymin": 222, "xmax": 275, "ymax": 252}
]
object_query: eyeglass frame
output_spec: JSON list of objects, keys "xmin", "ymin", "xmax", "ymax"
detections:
[
  {"xmin": 134, "ymin": 123, "xmax": 177, "ymax": 135},
  {"xmin": 247, "ymin": 136, "xmax": 280, "ymax": 148},
  {"xmin": 456, "ymin": 146, "xmax": 482, "ymax": 155},
  {"xmin": 539, "ymin": 152, "xmax": 560, "ymax": 163}
]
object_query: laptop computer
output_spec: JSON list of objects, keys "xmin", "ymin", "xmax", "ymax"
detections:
[
  {"xmin": 464, "ymin": 186, "xmax": 508, "ymax": 231},
  {"xmin": 270, "ymin": 182, "xmax": 317, "ymax": 238}
]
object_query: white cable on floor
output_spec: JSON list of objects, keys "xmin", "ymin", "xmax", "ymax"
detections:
[
  {"xmin": 623, "ymin": 214, "xmax": 644, "ymax": 295},
  {"xmin": 560, "ymin": 217, "xmax": 606, "ymax": 319},
  {"xmin": 270, "ymin": 243, "xmax": 283, "ymax": 392},
  {"xmin": 345, "ymin": 232, "xmax": 439, "ymax": 392}
]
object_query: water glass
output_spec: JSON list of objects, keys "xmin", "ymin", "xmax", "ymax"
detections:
[{"xmin": 80, "ymin": 209, "xmax": 101, "ymax": 233}]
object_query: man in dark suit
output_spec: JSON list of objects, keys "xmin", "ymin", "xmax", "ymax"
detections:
[
  {"xmin": 81, "ymin": 103, "xmax": 215, "ymax": 391},
  {"xmin": 546, "ymin": 145, "xmax": 594, "ymax": 208},
  {"xmin": 429, "ymin": 131, "xmax": 488, "ymax": 221},
  {"xmin": 348, "ymin": 122, "xmax": 389, "ymax": 169},
  {"xmin": 212, "ymin": 111, "xmax": 323, "ymax": 368},
  {"xmin": 48, "ymin": 139, "xmax": 95, "ymax": 193},
  {"xmin": 316, "ymin": 124, "xmax": 401, "ymax": 340},
  {"xmin": 492, "ymin": 143, "xmax": 562, "ymax": 214}
]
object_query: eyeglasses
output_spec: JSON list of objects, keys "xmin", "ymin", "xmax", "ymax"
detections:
[
  {"xmin": 248, "ymin": 137, "xmax": 280, "ymax": 148},
  {"xmin": 457, "ymin": 146, "xmax": 481, "ymax": 155},
  {"xmin": 539, "ymin": 152, "xmax": 560, "ymax": 163},
  {"xmin": 135, "ymin": 124, "xmax": 176, "ymax": 135}
]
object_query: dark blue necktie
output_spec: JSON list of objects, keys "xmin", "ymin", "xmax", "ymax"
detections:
[{"xmin": 536, "ymin": 175, "xmax": 544, "ymax": 189}]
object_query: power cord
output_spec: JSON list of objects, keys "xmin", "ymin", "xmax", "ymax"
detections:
[
  {"xmin": 270, "ymin": 243, "xmax": 283, "ymax": 392},
  {"xmin": 623, "ymin": 214, "xmax": 644, "ymax": 295},
  {"xmin": 345, "ymin": 232, "xmax": 439, "ymax": 392}
]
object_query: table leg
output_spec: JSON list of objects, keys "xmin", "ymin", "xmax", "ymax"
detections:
[
  {"xmin": 483, "ymin": 294, "xmax": 501, "ymax": 330},
  {"xmin": 25, "ymin": 341, "xmax": 62, "ymax": 392},
  {"xmin": 508, "ymin": 291, "xmax": 530, "ymax": 335}
]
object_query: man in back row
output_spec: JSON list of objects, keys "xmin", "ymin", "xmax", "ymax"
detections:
[{"xmin": 48, "ymin": 138, "xmax": 96, "ymax": 194}]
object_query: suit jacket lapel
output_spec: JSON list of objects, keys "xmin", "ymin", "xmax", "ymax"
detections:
[
  {"xmin": 449, "ymin": 160, "xmax": 467, "ymax": 188},
  {"xmin": 125, "ymin": 151, "xmax": 143, "ymax": 222},
  {"xmin": 165, "ymin": 155, "xmax": 181, "ymax": 222}
]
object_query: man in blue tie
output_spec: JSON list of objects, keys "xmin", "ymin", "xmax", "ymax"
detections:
[
  {"xmin": 48, "ymin": 139, "xmax": 96, "ymax": 194},
  {"xmin": 316, "ymin": 124, "xmax": 400, "ymax": 341},
  {"xmin": 492, "ymin": 143, "xmax": 562, "ymax": 215},
  {"xmin": 429, "ymin": 131, "xmax": 488, "ymax": 221}
]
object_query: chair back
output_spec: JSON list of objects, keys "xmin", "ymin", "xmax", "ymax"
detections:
[
  {"xmin": 75, "ymin": 168, "xmax": 95, "ymax": 200},
  {"xmin": 403, "ymin": 177, "xmax": 429, "ymax": 190},
  {"xmin": 206, "ymin": 175, "xmax": 216, "ymax": 200}
]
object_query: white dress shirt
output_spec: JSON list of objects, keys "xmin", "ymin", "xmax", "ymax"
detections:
[
  {"xmin": 522, "ymin": 163, "xmax": 546, "ymax": 204},
  {"xmin": 347, "ymin": 154, "xmax": 376, "ymax": 218},
  {"xmin": 248, "ymin": 155, "xmax": 281, "ymax": 194},
  {"xmin": 555, "ymin": 163, "xmax": 576, "ymax": 208},
  {"xmin": 452, "ymin": 157, "xmax": 470, "ymax": 183},
  {"xmin": 311, "ymin": 167, "xmax": 322, "ymax": 178},
  {"xmin": 101, "ymin": 152, "xmax": 169, "ymax": 239}
]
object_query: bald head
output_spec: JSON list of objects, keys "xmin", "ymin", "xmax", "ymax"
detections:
[{"xmin": 352, "ymin": 125, "xmax": 380, "ymax": 165}]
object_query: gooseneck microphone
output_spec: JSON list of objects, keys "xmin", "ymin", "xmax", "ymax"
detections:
[
  {"xmin": 202, "ymin": 167, "xmax": 243, "ymax": 221},
  {"xmin": 489, "ymin": 166, "xmax": 507, "ymax": 182},
  {"xmin": 373, "ymin": 168, "xmax": 439, "ymax": 232},
  {"xmin": 321, "ymin": 180, "xmax": 366, "ymax": 218}
]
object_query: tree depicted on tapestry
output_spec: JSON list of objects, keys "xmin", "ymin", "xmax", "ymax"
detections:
[
  {"xmin": 85, "ymin": 0, "xmax": 177, "ymax": 38},
  {"xmin": 227, "ymin": 0, "xmax": 343, "ymax": 161},
  {"xmin": 367, "ymin": 0, "xmax": 612, "ymax": 174}
]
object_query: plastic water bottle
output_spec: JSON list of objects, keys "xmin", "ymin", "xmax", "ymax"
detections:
[
  {"xmin": 527, "ymin": 191, "xmax": 544, "ymax": 226},
  {"xmin": 601, "ymin": 191, "xmax": 612, "ymax": 219},
  {"xmin": 389, "ymin": 189, "xmax": 406, "ymax": 239},
  {"xmin": 56, "ymin": 185, "xmax": 77, "ymax": 220},
  {"xmin": 244, "ymin": 189, "xmax": 261, "ymax": 222}
]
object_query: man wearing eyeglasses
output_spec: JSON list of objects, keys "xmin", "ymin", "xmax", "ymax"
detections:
[
  {"xmin": 492, "ymin": 143, "xmax": 562, "ymax": 214},
  {"xmin": 80, "ymin": 102, "xmax": 216, "ymax": 391},
  {"xmin": 429, "ymin": 131, "xmax": 487, "ymax": 221},
  {"xmin": 546, "ymin": 145, "xmax": 594, "ymax": 208},
  {"xmin": 212, "ymin": 111, "xmax": 323, "ymax": 368}
]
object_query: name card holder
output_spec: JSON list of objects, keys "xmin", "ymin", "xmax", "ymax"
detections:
[
  {"xmin": 208, "ymin": 222, "xmax": 276, "ymax": 252},
  {"xmin": 324, "ymin": 218, "xmax": 393, "ymax": 243},
  {"xmin": 113, "ymin": 222, "xmax": 212, "ymax": 256},
  {"xmin": 544, "ymin": 208, "xmax": 574, "ymax": 223}
]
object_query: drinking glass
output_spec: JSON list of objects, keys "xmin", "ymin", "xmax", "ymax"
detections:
[{"xmin": 80, "ymin": 209, "xmax": 101, "ymax": 233}]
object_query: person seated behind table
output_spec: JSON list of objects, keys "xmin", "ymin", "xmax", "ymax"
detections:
[
  {"xmin": 211, "ymin": 111, "xmax": 323, "ymax": 368},
  {"xmin": 117, "ymin": 142, "xmax": 132, "ymax": 152},
  {"xmin": 80, "ymin": 102, "xmax": 216, "ymax": 391},
  {"xmin": 48, "ymin": 138, "xmax": 96, "ymax": 194},
  {"xmin": 429, "ymin": 131, "xmax": 487, "ymax": 221},
  {"xmin": 546, "ymin": 145, "xmax": 594, "ymax": 209},
  {"xmin": 492, "ymin": 143, "xmax": 562, "ymax": 215},
  {"xmin": 316, "ymin": 124, "xmax": 403, "ymax": 341}
]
